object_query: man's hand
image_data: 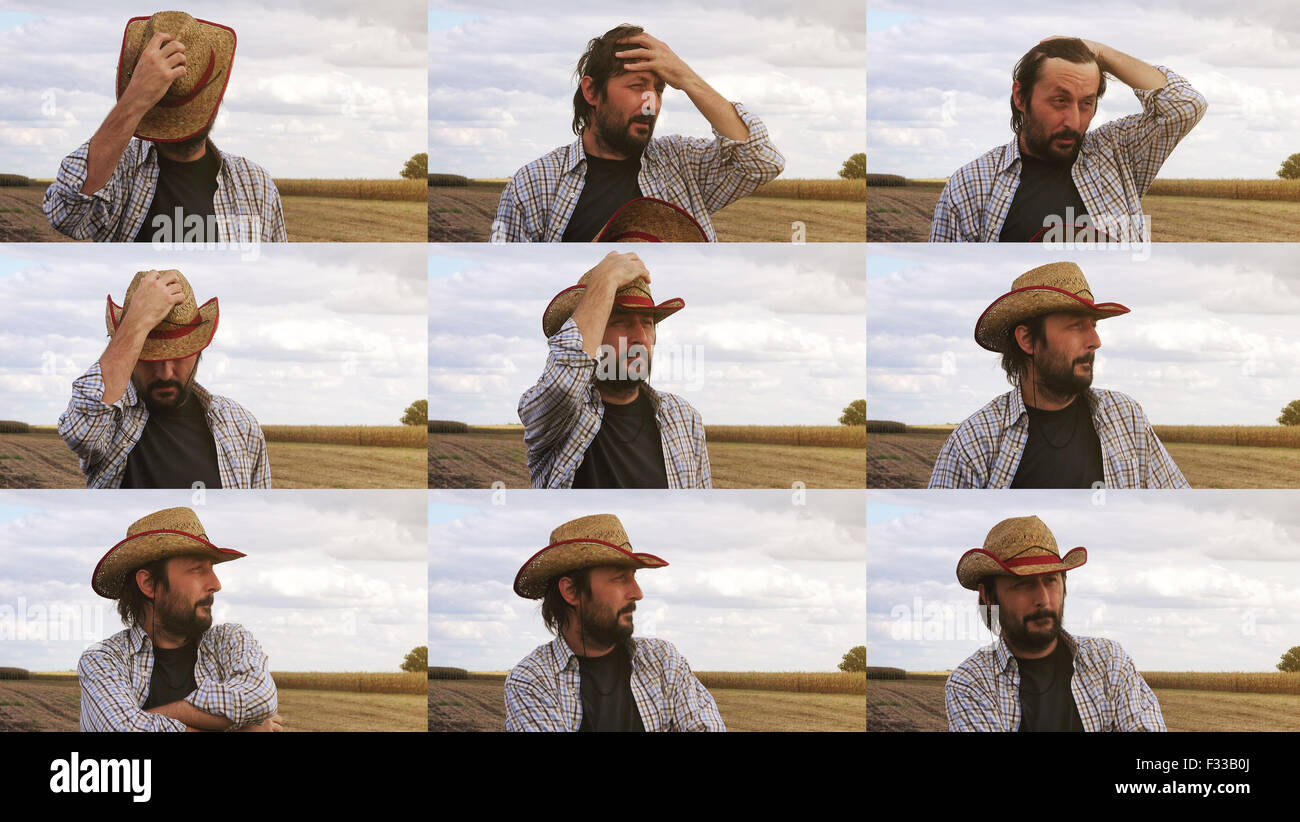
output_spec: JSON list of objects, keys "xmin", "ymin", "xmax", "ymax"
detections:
[
  {"xmin": 571, "ymin": 252, "xmax": 650, "ymax": 359},
  {"xmin": 616, "ymin": 32, "xmax": 749, "ymax": 141},
  {"xmin": 121, "ymin": 269, "xmax": 186, "ymax": 332},
  {"xmin": 615, "ymin": 33, "xmax": 697, "ymax": 90},
  {"xmin": 121, "ymin": 32, "xmax": 188, "ymax": 110},
  {"xmin": 1038, "ymin": 37, "xmax": 1166, "ymax": 91},
  {"xmin": 233, "ymin": 712, "xmax": 283, "ymax": 732}
]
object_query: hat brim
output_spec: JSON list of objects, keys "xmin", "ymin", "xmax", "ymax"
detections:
[
  {"xmin": 956, "ymin": 546, "xmax": 1087, "ymax": 590},
  {"xmin": 593, "ymin": 197, "xmax": 709, "ymax": 243},
  {"xmin": 513, "ymin": 538, "xmax": 668, "ymax": 599},
  {"xmin": 117, "ymin": 16, "xmax": 236, "ymax": 142},
  {"xmin": 541, "ymin": 287, "xmax": 683, "ymax": 338},
  {"xmin": 974, "ymin": 286, "xmax": 1129, "ymax": 353},
  {"xmin": 106, "ymin": 295, "xmax": 219, "ymax": 362},
  {"xmin": 93, "ymin": 529, "xmax": 245, "ymax": 599}
]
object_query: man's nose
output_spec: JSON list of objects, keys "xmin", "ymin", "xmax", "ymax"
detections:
[
  {"xmin": 629, "ymin": 579, "xmax": 643, "ymax": 601},
  {"xmin": 208, "ymin": 570, "xmax": 222, "ymax": 593}
]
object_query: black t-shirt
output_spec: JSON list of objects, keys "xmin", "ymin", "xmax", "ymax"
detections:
[
  {"xmin": 999, "ymin": 153, "xmax": 1089, "ymax": 242},
  {"xmin": 561, "ymin": 154, "xmax": 643, "ymax": 242},
  {"xmin": 577, "ymin": 642, "xmax": 645, "ymax": 732},
  {"xmin": 120, "ymin": 392, "xmax": 224, "ymax": 489},
  {"xmin": 1016, "ymin": 639, "xmax": 1085, "ymax": 732},
  {"xmin": 134, "ymin": 143, "xmax": 221, "ymax": 243},
  {"xmin": 571, "ymin": 390, "xmax": 668, "ymax": 489},
  {"xmin": 1010, "ymin": 397, "xmax": 1104, "ymax": 489},
  {"xmin": 142, "ymin": 639, "xmax": 199, "ymax": 710}
]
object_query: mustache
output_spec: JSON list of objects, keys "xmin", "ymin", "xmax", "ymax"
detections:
[
  {"xmin": 619, "ymin": 603, "xmax": 636, "ymax": 615},
  {"xmin": 1051, "ymin": 128, "xmax": 1083, "ymax": 142},
  {"xmin": 1074, "ymin": 353, "xmax": 1095, "ymax": 366},
  {"xmin": 1024, "ymin": 609, "xmax": 1057, "ymax": 626},
  {"xmin": 146, "ymin": 379, "xmax": 184, "ymax": 392},
  {"xmin": 196, "ymin": 596, "xmax": 214, "ymax": 608}
]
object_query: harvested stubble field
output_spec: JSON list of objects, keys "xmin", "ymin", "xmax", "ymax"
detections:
[
  {"xmin": 867, "ymin": 677, "xmax": 1300, "ymax": 732},
  {"xmin": 427, "ymin": 178, "xmax": 865, "ymax": 242},
  {"xmin": 867, "ymin": 427, "xmax": 1300, "ymax": 489},
  {"xmin": 0, "ymin": 677, "xmax": 423, "ymax": 731},
  {"xmin": 866, "ymin": 184, "xmax": 1300, "ymax": 242},
  {"xmin": 429, "ymin": 426, "xmax": 866, "ymax": 488},
  {"xmin": 0, "ymin": 182, "xmax": 426, "ymax": 242},
  {"xmin": 0, "ymin": 431, "xmax": 424, "ymax": 489},
  {"xmin": 428, "ymin": 674, "xmax": 865, "ymax": 732}
]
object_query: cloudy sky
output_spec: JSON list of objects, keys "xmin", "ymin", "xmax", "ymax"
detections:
[
  {"xmin": 0, "ymin": 1, "xmax": 426, "ymax": 178},
  {"xmin": 430, "ymin": 244, "xmax": 865, "ymax": 425},
  {"xmin": 0, "ymin": 243, "xmax": 426, "ymax": 425},
  {"xmin": 0, "ymin": 490, "xmax": 426, "ymax": 672},
  {"xmin": 867, "ymin": 244, "xmax": 1300, "ymax": 425},
  {"xmin": 868, "ymin": 1, "xmax": 1300, "ymax": 178},
  {"xmin": 868, "ymin": 489, "xmax": 1300, "ymax": 672},
  {"xmin": 429, "ymin": 0, "xmax": 865, "ymax": 178},
  {"xmin": 429, "ymin": 489, "xmax": 864, "ymax": 672}
]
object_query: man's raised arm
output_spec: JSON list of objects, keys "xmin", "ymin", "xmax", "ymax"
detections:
[{"xmin": 187, "ymin": 623, "xmax": 279, "ymax": 730}]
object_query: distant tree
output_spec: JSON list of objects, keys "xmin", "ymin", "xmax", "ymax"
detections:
[
  {"xmin": 401, "ymin": 399, "xmax": 428, "ymax": 426},
  {"xmin": 838, "ymin": 645, "xmax": 866, "ymax": 673},
  {"xmin": 1278, "ymin": 646, "xmax": 1300, "ymax": 673},
  {"xmin": 401, "ymin": 153, "xmax": 428, "ymax": 180},
  {"xmin": 401, "ymin": 646, "xmax": 428, "ymax": 673},
  {"xmin": 839, "ymin": 399, "xmax": 866, "ymax": 426},
  {"xmin": 1279, "ymin": 400, "xmax": 1300, "ymax": 426},
  {"xmin": 1278, "ymin": 153, "xmax": 1300, "ymax": 181},
  {"xmin": 838, "ymin": 152, "xmax": 866, "ymax": 180}
]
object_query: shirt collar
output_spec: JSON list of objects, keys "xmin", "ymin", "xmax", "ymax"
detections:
[
  {"xmin": 1000, "ymin": 132, "xmax": 1092, "ymax": 173},
  {"xmin": 995, "ymin": 629, "xmax": 1079, "ymax": 674},
  {"xmin": 550, "ymin": 632, "xmax": 640, "ymax": 671},
  {"xmin": 1006, "ymin": 385, "xmax": 1099, "ymax": 426},
  {"xmin": 144, "ymin": 138, "xmax": 227, "ymax": 177},
  {"xmin": 566, "ymin": 134, "xmax": 655, "ymax": 173}
]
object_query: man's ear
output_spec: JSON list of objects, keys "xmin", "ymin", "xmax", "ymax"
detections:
[
  {"xmin": 1014, "ymin": 323, "xmax": 1037, "ymax": 356},
  {"xmin": 580, "ymin": 76, "xmax": 601, "ymax": 107},
  {"xmin": 1011, "ymin": 81, "xmax": 1026, "ymax": 114},
  {"xmin": 136, "ymin": 567, "xmax": 156, "ymax": 600},
  {"xmin": 558, "ymin": 576, "xmax": 582, "ymax": 608}
]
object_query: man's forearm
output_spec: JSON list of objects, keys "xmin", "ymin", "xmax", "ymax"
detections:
[
  {"xmin": 571, "ymin": 281, "xmax": 618, "ymax": 359},
  {"xmin": 82, "ymin": 97, "xmax": 151, "ymax": 195},
  {"xmin": 147, "ymin": 698, "xmax": 233, "ymax": 731},
  {"xmin": 1095, "ymin": 44, "xmax": 1166, "ymax": 91},
  {"xmin": 679, "ymin": 76, "xmax": 749, "ymax": 141},
  {"xmin": 98, "ymin": 319, "xmax": 150, "ymax": 405}
]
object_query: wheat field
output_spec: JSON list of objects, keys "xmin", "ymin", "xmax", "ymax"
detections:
[{"xmin": 261, "ymin": 425, "xmax": 426, "ymax": 448}]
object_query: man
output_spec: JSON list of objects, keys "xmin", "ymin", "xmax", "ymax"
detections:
[
  {"xmin": 928, "ymin": 261, "xmax": 1187, "ymax": 489},
  {"xmin": 505, "ymin": 513, "xmax": 724, "ymax": 732},
  {"xmin": 946, "ymin": 515, "xmax": 1165, "ymax": 732},
  {"xmin": 79, "ymin": 506, "xmax": 281, "ymax": 732},
  {"xmin": 58, "ymin": 268, "xmax": 271, "ymax": 489},
  {"xmin": 929, "ymin": 37, "xmax": 1206, "ymax": 242},
  {"xmin": 518, "ymin": 251, "xmax": 710, "ymax": 488},
  {"xmin": 493, "ymin": 24, "xmax": 785, "ymax": 242},
  {"xmin": 43, "ymin": 11, "xmax": 286, "ymax": 243}
]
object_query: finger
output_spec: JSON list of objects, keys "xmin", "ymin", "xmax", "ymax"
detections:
[{"xmin": 159, "ymin": 39, "xmax": 185, "ymax": 58}]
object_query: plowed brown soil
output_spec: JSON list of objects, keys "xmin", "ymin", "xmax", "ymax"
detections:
[
  {"xmin": 428, "ymin": 186, "xmax": 502, "ymax": 242},
  {"xmin": 428, "ymin": 679, "xmax": 505, "ymax": 732},
  {"xmin": 0, "ymin": 679, "xmax": 80, "ymax": 731}
]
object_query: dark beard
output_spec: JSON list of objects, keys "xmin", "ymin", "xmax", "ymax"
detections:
[
  {"xmin": 156, "ymin": 591, "xmax": 213, "ymax": 640},
  {"xmin": 1020, "ymin": 112, "xmax": 1082, "ymax": 166},
  {"xmin": 577, "ymin": 601, "xmax": 634, "ymax": 649},
  {"xmin": 1036, "ymin": 350, "xmax": 1093, "ymax": 398},
  {"xmin": 156, "ymin": 124, "xmax": 212, "ymax": 160},
  {"xmin": 999, "ymin": 605, "xmax": 1062, "ymax": 655},
  {"xmin": 593, "ymin": 104, "xmax": 655, "ymax": 158}
]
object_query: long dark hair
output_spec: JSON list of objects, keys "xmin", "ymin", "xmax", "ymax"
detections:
[
  {"xmin": 540, "ymin": 566, "xmax": 593, "ymax": 635},
  {"xmin": 571, "ymin": 24, "xmax": 645, "ymax": 138}
]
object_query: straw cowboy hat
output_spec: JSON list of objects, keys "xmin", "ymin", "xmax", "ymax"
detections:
[
  {"xmin": 541, "ymin": 268, "xmax": 684, "ymax": 338},
  {"xmin": 593, "ymin": 197, "xmax": 708, "ymax": 242},
  {"xmin": 92, "ymin": 507, "xmax": 245, "ymax": 599},
  {"xmin": 973, "ymin": 262, "xmax": 1129, "ymax": 353},
  {"xmin": 513, "ymin": 514, "xmax": 668, "ymax": 599},
  {"xmin": 106, "ymin": 269, "xmax": 219, "ymax": 362},
  {"xmin": 955, "ymin": 515, "xmax": 1087, "ymax": 591},
  {"xmin": 116, "ymin": 12, "xmax": 236, "ymax": 142}
]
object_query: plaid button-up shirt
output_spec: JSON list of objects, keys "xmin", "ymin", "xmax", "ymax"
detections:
[
  {"xmin": 946, "ymin": 631, "xmax": 1166, "ymax": 732},
  {"xmin": 58, "ymin": 360, "xmax": 271, "ymax": 489},
  {"xmin": 43, "ymin": 138, "xmax": 287, "ymax": 243},
  {"xmin": 492, "ymin": 102, "xmax": 784, "ymax": 242},
  {"xmin": 928, "ymin": 388, "xmax": 1188, "ymax": 489},
  {"xmin": 78, "ymin": 622, "xmax": 278, "ymax": 732},
  {"xmin": 929, "ymin": 67, "xmax": 1206, "ymax": 242},
  {"xmin": 517, "ymin": 318, "xmax": 711, "ymax": 489},
  {"xmin": 505, "ymin": 634, "xmax": 725, "ymax": 732}
]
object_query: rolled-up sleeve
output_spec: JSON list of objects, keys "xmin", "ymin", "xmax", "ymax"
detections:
[
  {"xmin": 58, "ymin": 361, "xmax": 133, "ymax": 484},
  {"xmin": 43, "ymin": 141, "xmax": 132, "ymax": 241},
  {"xmin": 1103, "ymin": 67, "xmax": 1207, "ymax": 196},
  {"xmin": 188, "ymin": 623, "xmax": 278, "ymax": 730},
  {"xmin": 77, "ymin": 648, "xmax": 187, "ymax": 733},
  {"xmin": 518, "ymin": 317, "xmax": 597, "ymax": 468},
  {"xmin": 679, "ymin": 102, "xmax": 785, "ymax": 213}
]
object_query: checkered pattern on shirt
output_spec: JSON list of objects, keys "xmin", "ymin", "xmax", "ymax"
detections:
[
  {"xmin": 945, "ymin": 631, "xmax": 1166, "ymax": 732},
  {"xmin": 504, "ymin": 634, "xmax": 725, "ymax": 732},
  {"xmin": 57, "ymin": 360, "xmax": 272, "ymax": 489},
  {"xmin": 516, "ymin": 318, "xmax": 711, "ymax": 489},
  {"xmin": 492, "ymin": 102, "xmax": 785, "ymax": 242},
  {"xmin": 78, "ymin": 622, "xmax": 278, "ymax": 732},
  {"xmin": 927, "ymin": 387, "xmax": 1188, "ymax": 489},
  {"xmin": 929, "ymin": 67, "xmax": 1206, "ymax": 242},
  {"xmin": 43, "ymin": 137, "xmax": 287, "ymax": 243}
]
